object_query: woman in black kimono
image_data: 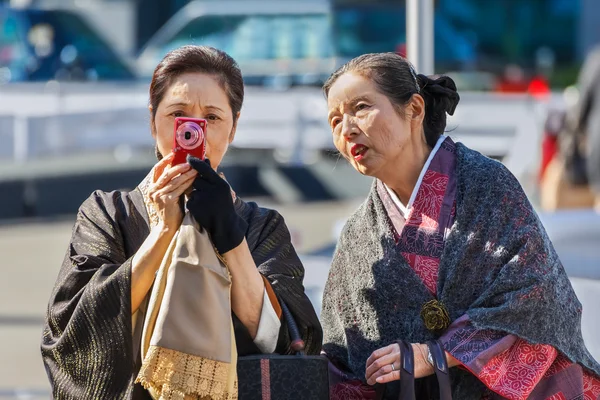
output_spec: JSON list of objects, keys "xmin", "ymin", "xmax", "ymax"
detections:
[{"xmin": 41, "ymin": 45, "xmax": 322, "ymax": 399}]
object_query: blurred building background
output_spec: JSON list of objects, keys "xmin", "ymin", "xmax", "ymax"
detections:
[
  {"xmin": 3, "ymin": 0, "xmax": 600, "ymax": 86},
  {"xmin": 0, "ymin": 0, "xmax": 599, "ymax": 398}
]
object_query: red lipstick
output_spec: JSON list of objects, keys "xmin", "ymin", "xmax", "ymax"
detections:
[{"xmin": 350, "ymin": 144, "xmax": 368, "ymax": 161}]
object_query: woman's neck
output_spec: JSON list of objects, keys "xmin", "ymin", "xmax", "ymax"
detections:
[{"xmin": 379, "ymin": 139, "xmax": 432, "ymax": 205}]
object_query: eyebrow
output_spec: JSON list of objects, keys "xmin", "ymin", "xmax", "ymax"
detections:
[
  {"xmin": 350, "ymin": 95, "xmax": 372, "ymax": 104},
  {"xmin": 327, "ymin": 95, "xmax": 372, "ymax": 121},
  {"xmin": 204, "ymin": 105, "xmax": 225, "ymax": 113},
  {"xmin": 165, "ymin": 102, "xmax": 225, "ymax": 113},
  {"xmin": 165, "ymin": 101, "xmax": 190, "ymax": 108}
]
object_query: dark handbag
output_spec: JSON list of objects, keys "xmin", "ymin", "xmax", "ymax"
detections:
[
  {"xmin": 375, "ymin": 340, "xmax": 452, "ymax": 400},
  {"xmin": 237, "ymin": 301, "xmax": 330, "ymax": 400}
]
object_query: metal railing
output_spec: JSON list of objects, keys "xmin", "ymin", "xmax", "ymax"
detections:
[{"xmin": 0, "ymin": 83, "xmax": 556, "ymax": 174}]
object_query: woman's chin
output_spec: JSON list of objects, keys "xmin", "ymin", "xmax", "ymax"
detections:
[{"xmin": 353, "ymin": 159, "xmax": 378, "ymax": 177}]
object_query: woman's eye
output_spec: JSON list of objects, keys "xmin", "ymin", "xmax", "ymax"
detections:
[
  {"xmin": 356, "ymin": 103, "xmax": 370, "ymax": 111},
  {"xmin": 172, "ymin": 111, "xmax": 184, "ymax": 118},
  {"xmin": 207, "ymin": 114, "xmax": 219, "ymax": 121},
  {"xmin": 331, "ymin": 118, "xmax": 340, "ymax": 129}
]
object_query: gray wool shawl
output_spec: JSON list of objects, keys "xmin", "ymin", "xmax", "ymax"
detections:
[{"xmin": 321, "ymin": 143, "xmax": 600, "ymax": 398}]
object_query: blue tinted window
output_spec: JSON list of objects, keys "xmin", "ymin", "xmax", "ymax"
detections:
[
  {"xmin": 164, "ymin": 14, "xmax": 333, "ymax": 61},
  {"xmin": 333, "ymin": 0, "xmax": 580, "ymax": 73}
]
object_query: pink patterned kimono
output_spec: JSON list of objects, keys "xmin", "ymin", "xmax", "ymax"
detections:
[{"xmin": 331, "ymin": 137, "xmax": 600, "ymax": 399}]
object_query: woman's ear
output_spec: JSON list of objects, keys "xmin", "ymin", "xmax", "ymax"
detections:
[
  {"xmin": 408, "ymin": 94, "xmax": 426, "ymax": 123},
  {"xmin": 149, "ymin": 105, "xmax": 157, "ymax": 139},
  {"xmin": 229, "ymin": 112, "xmax": 240, "ymax": 143}
]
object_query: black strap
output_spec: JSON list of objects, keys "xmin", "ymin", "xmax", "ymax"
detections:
[
  {"xmin": 375, "ymin": 340, "xmax": 453, "ymax": 400},
  {"xmin": 374, "ymin": 340, "xmax": 415, "ymax": 400},
  {"xmin": 280, "ymin": 300, "xmax": 305, "ymax": 355},
  {"xmin": 398, "ymin": 340, "xmax": 416, "ymax": 400},
  {"xmin": 426, "ymin": 340, "xmax": 452, "ymax": 400}
]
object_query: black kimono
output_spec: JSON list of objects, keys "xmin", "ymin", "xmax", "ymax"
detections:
[{"xmin": 41, "ymin": 185, "xmax": 322, "ymax": 399}]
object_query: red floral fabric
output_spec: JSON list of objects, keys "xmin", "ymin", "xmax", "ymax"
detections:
[
  {"xmin": 406, "ymin": 170, "xmax": 448, "ymax": 230},
  {"xmin": 401, "ymin": 253, "xmax": 439, "ymax": 295},
  {"xmin": 584, "ymin": 370, "xmax": 600, "ymax": 400},
  {"xmin": 478, "ymin": 340, "xmax": 557, "ymax": 399}
]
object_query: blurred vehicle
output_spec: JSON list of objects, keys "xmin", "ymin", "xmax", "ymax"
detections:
[
  {"xmin": 0, "ymin": 5, "xmax": 135, "ymax": 83},
  {"xmin": 136, "ymin": 0, "xmax": 338, "ymax": 88}
]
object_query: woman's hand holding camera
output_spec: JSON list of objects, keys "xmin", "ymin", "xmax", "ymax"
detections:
[
  {"xmin": 186, "ymin": 155, "xmax": 248, "ymax": 254},
  {"xmin": 148, "ymin": 153, "xmax": 198, "ymax": 233}
]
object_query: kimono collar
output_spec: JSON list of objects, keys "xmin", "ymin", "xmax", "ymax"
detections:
[{"xmin": 384, "ymin": 134, "xmax": 448, "ymax": 218}]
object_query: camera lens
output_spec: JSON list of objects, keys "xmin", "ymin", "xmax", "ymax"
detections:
[{"xmin": 176, "ymin": 121, "xmax": 204, "ymax": 150}]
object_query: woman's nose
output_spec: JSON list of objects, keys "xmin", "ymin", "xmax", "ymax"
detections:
[{"xmin": 341, "ymin": 115, "xmax": 358, "ymax": 141}]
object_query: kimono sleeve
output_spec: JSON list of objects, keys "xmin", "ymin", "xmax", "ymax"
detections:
[
  {"xmin": 41, "ymin": 191, "xmax": 136, "ymax": 399},
  {"xmin": 246, "ymin": 206, "xmax": 323, "ymax": 356}
]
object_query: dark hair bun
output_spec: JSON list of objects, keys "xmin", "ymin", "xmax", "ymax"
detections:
[{"xmin": 416, "ymin": 74, "xmax": 460, "ymax": 147}]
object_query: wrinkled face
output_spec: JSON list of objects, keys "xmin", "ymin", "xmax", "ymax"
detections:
[
  {"xmin": 152, "ymin": 72, "xmax": 238, "ymax": 170},
  {"xmin": 327, "ymin": 72, "xmax": 419, "ymax": 177}
]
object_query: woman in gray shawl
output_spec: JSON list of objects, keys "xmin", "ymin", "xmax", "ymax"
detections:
[
  {"xmin": 41, "ymin": 45, "xmax": 322, "ymax": 399},
  {"xmin": 321, "ymin": 52, "xmax": 600, "ymax": 399}
]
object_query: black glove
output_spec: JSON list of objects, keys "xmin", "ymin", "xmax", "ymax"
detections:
[{"xmin": 186, "ymin": 155, "xmax": 248, "ymax": 254}]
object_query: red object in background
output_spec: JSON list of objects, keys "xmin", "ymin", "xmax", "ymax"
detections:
[
  {"xmin": 539, "ymin": 134, "xmax": 558, "ymax": 182},
  {"xmin": 495, "ymin": 65, "xmax": 530, "ymax": 93},
  {"xmin": 538, "ymin": 110, "xmax": 565, "ymax": 182},
  {"xmin": 495, "ymin": 74, "xmax": 551, "ymax": 97},
  {"xmin": 528, "ymin": 75, "xmax": 551, "ymax": 99},
  {"xmin": 495, "ymin": 80, "xmax": 530, "ymax": 93}
]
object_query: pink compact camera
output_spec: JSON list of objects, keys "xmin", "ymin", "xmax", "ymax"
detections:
[{"xmin": 172, "ymin": 117, "xmax": 207, "ymax": 165}]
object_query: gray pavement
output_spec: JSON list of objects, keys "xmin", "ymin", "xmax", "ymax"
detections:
[{"xmin": 0, "ymin": 218, "xmax": 73, "ymax": 397}]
